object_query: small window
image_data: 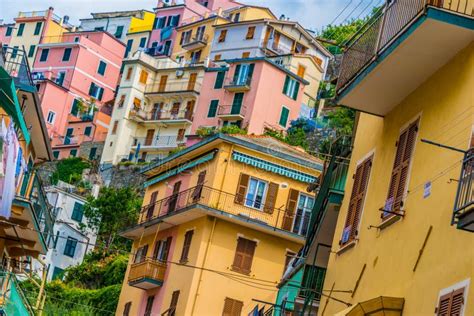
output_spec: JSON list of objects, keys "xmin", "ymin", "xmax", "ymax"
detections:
[
  {"xmin": 139, "ymin": 70, "xmax": 148, "ymax": 84},
  {"xmin": 71, "ymin": 202, "xmax": 84, "ymax": 222},
  {"xmin": 125, "ymin": 67, "xmax": 133, "ymax": 80},
  {"xmin": 139, "ymin": 37, "xmax": 147, "ymax": 48},
  {"xmin": 246, "ymin": 26, "xmax": 255, "ymax": 40},
  {"xmin": 134, "ymin": 244, "xmax": 149, "ymax": 263},
  {"xmin": 17, "ymin": 23, "xmax": 25, "ymax": 36},
  {"xmin": 222, "ymin": 298, "xmax": 243, "ymax": 316},
  {"xmin": 218, "ymin": 30, "xmax": 227, "ymax": 43},
  {"xmin": 89, "ymin": 147, "xmax": 97, "ymax": 160},
  {"xmin": 133, "ymin": 97, "xmax": 141, "ymax": 109},
  {"xmin": 123, "ymin": 302, "xmax": 132, "ymax": 316},
  {"xmin": 292, "ymin": 194, "xmax": 314, "ymax": 236},
  {"xmin": 115, "ymin": 25, "xmax": 124, "ymax": 38},
  {"xmin": 144, "ymin": 295, "xmax": 155, "ymax": 316},
  {"xmin": 241, "ymin": 52, "xmax": 250, "ymax": 58},
  {"xmin": 214, "ymin": 71, "xmax": 225, "ymax": 89},
  {"xmin": 97, "ymin": 61, "xmax": 107, "ymax": 76},
  {"xmin": 39, "ymin": 49, "xmax": 49, "ymax": 62},
  {"xmin": 279, "ymin": 106, "xmax": 290, "ymax": 128},
  {"xmin": 232, "ymin": 237, "xmax": 256, "ymax": 274},
  {"xmin": 11, "ymin": 46, "xmax": 18, "ymax": 59},
  {"xmin": 112, "ymin": 121, "xmax": 119, "ymax": 135},
  {"xmin": 53, "ymin": 151, "xmax": 60, "ymax": 159},
  {"xmin": 297, "ymin": 65, "xmax": 306, "ymax": 78},
  {"xmin": 34, "ymin": 22, "xmax": 42, "ymax": 35},
  {"xmin": 63, "ymin": 237, "xmax": 78, "ymax": 257},
  {"xmin": 214, "ymin": 54, "xmax": 222, "ymax": 61},
  {"xmin": 153, "ymin": 16, "xmax": 166, "ymax": 29},
  {"xmin": 208, "ymin": 100, "xmax": 219, "ymax": 118},
  {"xmin": 125, "ymin": 39, "xmax": 133, "ymax": 58},
  {"xmin": 5, "ymin": 26, "xmax": 12, "ymax": 37},
  {"xmin": 233, "ymin": 13, "xmax": 240, "ymax": 22},
  {"xmin": 245, "ymin": 178, "xmax": 267, "ymax": 210},
  {"xmin": 27, "ymin": 45, "xmax": 36, "ymax": 58},
  {"xmin": 74, "ymin": 36, "xmax": 79, "ymax": 42},
  {"xmin": 52, "ymin": 267, "xmax": 65, "ymax": 280},
  {"xmin": 62, "ymin": 48, "xmax": 72, "ymax": 62},
  {"xmin": 436, "ymin": 286, "xmax": 466, "ymax": 315},
  {"xmin": 84, "ymin": 126, "xmax": 92, "ymax": 137},
  {"xmin": 118, "ymin": 95, "xmax": 125, "ymax": 108},
  {"xmin": 180, "ymin": 230, "xmax": 194, "ymax": 263},
  {"xmin": 282, "ymin": 76, "xmax": 300, "ymax": 100},
  {"xmin": 46, "ymin": 111, "xmax": 56, "ymax": 124},
  {"xmin": 69, "ymin": 149, "xmax": 77, "ymax": 157},
  {"xmin": 169, "ymin": 291, "xmax": 180, "ymax": 316}
]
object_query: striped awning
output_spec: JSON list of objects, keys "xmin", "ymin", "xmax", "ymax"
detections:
[
  {"xmin": 144, "ymin": 151, "xmax": 216, "ymax": 188},
  {"xmin": 232, "ymin": 151, "xmax": 317, "ymax": 183}
]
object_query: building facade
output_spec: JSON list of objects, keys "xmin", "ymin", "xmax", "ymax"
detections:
[{"xmin": 115, "ymin": 134, "xmax": 323, "ymax": 315}]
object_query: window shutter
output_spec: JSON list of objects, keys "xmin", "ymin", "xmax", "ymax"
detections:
[
  {"xmin": 279, "ymin": 107, "xmax": 290, "ymax": 127},
  {"xmin": 233, "ymin": 65, "xmax": 241, "ymax": 83},
  {"xmin": 162, "ymin": 236, "xmax": 172, "ymax": 262},
  {"xmin": 192, "ymin": 171, "xmax": 206, "ymax": 201},
  {"xmin": 98, "ymin": 87, "xmax": 104, "ymax": 101},
  {"xmin": 180, "ymin": 230, "xmax": 194, "ymax": 262},
  {"xmin": 88, "ymin": 83, "xmax": 95, "ymax": 96},
  {"xmin": 282, "ymin": 189, "xmax": 299, "ymax": 231},
  {"xmin": 235, "ymin": 173, "xmax": 249, "ymax": 205},
  {"xmin": 208, "ymin": 100, "xmax": 219, "ymax": 117},
  {"xmin": 214, "ymin": 71, "xmax": 225, "ymax": 89},
  {"xmin": 437, "ymin": 287, "xmax": 465, "ymax": 315},
  {"xmin": 283, "ymin": 76, "xmax": 290, "ymax": 94},
  {"xmin": 263, "ymin": 182, "xmax": 278, "ymax": 214},
  {"xmin": 247, "ymin": 63, "xmax": 255, "ymax": 82},
  {"xmin": 169, "ymin": 290, "xmax": 180, "ymax": 316},
  {"xmin": 292, "ymin": 81, "xmax": 300, "ymax": 100},
  {"xmin": 223, "ymin": 298, "xmax": 243, "ymax": 316},
  {"xmin": 146, "ymin": 191, "xmax": 158, "ymax": 219},
  {"xmin": 232, "ymin": 238, "xmax": 256, "ymax": 274},
  {"xmin": 153, "ymin": 240, "xmax": 162, "ymax": 260}
]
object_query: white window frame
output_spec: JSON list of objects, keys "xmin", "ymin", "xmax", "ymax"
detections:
[
  {"xmin": 46, "ymin": 111, "xmax": 56, "ymax": 124},
  {"xmin": 435, "ymin": 279, "xmax": 470, "ymax": 316},
  {"xmin": 155, "ymin": 239, "xmax": 169, "ymax": 262},
  {"xmin": 245, "ymin": 177, "xmax": 268, "ymax": 211},
  {"xmin": 292, "ymin": 193, "xmax": 314, "ymax": 235},
  {"xmin": 285, "ymin": 77, "xmax": 298, "ymax": 98}
]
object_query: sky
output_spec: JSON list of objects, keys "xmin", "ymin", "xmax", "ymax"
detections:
[{"xmin": 0, "ymin": 0, "xmax": 382, "ymax": 33}]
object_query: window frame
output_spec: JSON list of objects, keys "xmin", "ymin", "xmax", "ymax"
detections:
[
  {"xmin": 71, "ymin": 202, "xmax": 84, "ymax": 222},
  {"xmin": 62, "ymin": 47, "xmax": 72, "ymax": 62},
  {"xmin": 97, "ymin": 60, "xmax": 107, "ymax": 76},
  {"xmin": 39, "ymin": 49, "xmax": 49, "ymax": 62},
  {"xmin": 63, "ymin": 237, "xmax": 78, "ymax": 258},
  {"xmin": 279, "ymin": 106, "xmax": 290, "ymax": 128},
  {"xmin": 46, "ymin": 111, "xmax": 56, "ymax": 124},
  {"xmin": 291, "ymin": 193, "xmax": 314, "ymax": 236},
  {"xmin": 244, "ymin": 177, "xmax": 268, "ymax": 211}
]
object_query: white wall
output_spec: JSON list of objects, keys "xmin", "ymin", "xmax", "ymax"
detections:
[{"xmin": 80, "ymin": 17, "xmax": 131, "ymax": 43}]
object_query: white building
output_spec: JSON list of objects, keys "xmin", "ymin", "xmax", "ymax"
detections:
[{"xmin": 35, "ymin": 184, "xmax": 98, "ymax": 281}]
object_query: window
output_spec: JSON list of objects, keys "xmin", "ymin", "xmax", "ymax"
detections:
[
  {"xmin": 5, "ymin": 26, "xmax": 12, "ymax": 37},
  {"xmin": 88, "ymin": 83, "xmax": 104, "ymax": 100},
  {"xmin": 97, "ymin": 61, "xmax": 107, "ymax": 76},
  {"xmin": 282, "ymin": 76, "xmax": 300, "ymax": 100},
  {"xmin": 208, "ymin": 100, "xmax": 219, "ymax": 118},
  {"xmin": 190, "ymin": 50, "xmax": 202, "ymax": 63},
  {"xmin": 123, "ymin": 302, "xmax": 131, "ymax": 316},
  {"xmin": 69, "ymin": 149, "xmax": 77, "ymax": 157},
  {"xmin": 292, "ymin": 194, "xmax": 314, "ymax": 236},
  {"xmin": 383, "ymin": 119, "xmax": 419, "ymax": 217},
  {"xmin": 133, "ymin": 97, "xmax": 141, "ymax": 109},
  {"xmin": 180, "ymin": 230, "xmax": 194, "ymax": 263},
  {"xmin": 56, "ymin": 71, "xmax": 66, "ymax": 86},
  {"xmin": 125, "ymin": 67, "xmax": 133, "ymax": 80},
  {"xmin": 222, "ymin": 298, "xmax": 243, "ymax": 316},
  {"xmin": 232, "ymin": 63, "xmax": 254, "ymax": 85},
  {"xmin": 279, "ymin": 106, "xmax": 290, "ymax": 127},
  {"xmin": 27, "ymin": 45, "xmax": 36, "ymax": 58},
  {"xmin": 214, "ymin": 54, "xmax": 221, "ymax": 61},
  {"xmin": 139, "ymin": 70, "xmax": 148, "ymax": 84},
  {"xmin": 163, "ymin": 40, "xmax": 172, "ymax": 56},
  {"xmin": 17, "ymin": 23, "xmax": 25, "ymax": 36},
  {"xmin": 115, "ymin": 25, "xmax": 124, "ymax": 38},
  {"xmin": 84, "ymin": 126, "xmax": 92, "ymax": 137},
  {"xmin": 214, "ymin": 71, "xmax": 225, "ymax": 89},
  {"xmin": 39, "ymin": 49, "xmax": 49, "ymax": 62},
  {"xmin": 196, "ymin": 25, "xmax": 206, "ymax": 40},
  {"xmin": 89, "ymin": 147, "xmax": 97, "ymax": 160},
  {"xmin": 62, "ymin": 48, "xmax": 72, "ymax": 61},
  {"xmin": 297, "ymin": 65, "xmax": 306, "ymax": 78},
  {"xmin": 340, "ymin": 155, "xmax": 373, "ymax": 246},
  {"xmin": 218, "ymin": 30, "xmax": 227, "ymax": 43},
  {"xmin": 244, "ymin": 178, "xmax": 267, "ymax": 210},
  {"xmin": 177, "ymin": 129, "xmax": 186, "ymax": 142},
  {"xmin": 111, "ymin": 121, "xmax": 118, "ymax": 134},
  {"xmin": 436, "ymin": 287, "xmax": 465, "ymax": 315},
  {"xmin": 53, "ymin": 151, "xmax": 60, "ymax": 159},
  {"xmin": 63, "ymin": 237, "xmax": 78, "ymax": 257},
  {"xmin": 241, "ymin": 52, "xmax": 250, "ymax": 58},
  {"xmin": 118, "ymin": 95, "xmax": 125, "ymax": 108},
  {"xmin": 144, "ymin": 295, "xmax": 155, "ymax": 316},
  {"xmin": 233, "ymin": 13, "xmax": 240, "ymax": 22},
  {"xmin": 74, "ymin": 36, "xmax": 79, "ymax": 42},
  {"xmin": 170, "ymin": 15, "xmax": 180, "ymax": 27},
  {"xmin": 11, "ymin": 46, "xmax": 18, "ymax": 59},
  {"xmin": 94, "ymin": 26, "xmax": 104, "ymax": 31},
  {"xmin": 46, "ymin": 111, "xmax": 56, "ymax": 124},
  {"xmin": 153, "ymin": 237, "xmax": 172, "ymax": 262},
  {"xmin": 71, "ymin": 202, "xmax": 84, "ymax": 222},
  {"xmin": 139, "ymin": 37, "xmax": 147, "ymax": 48},
  {"xmin": 71, "ymin": 99, "xmax": 80, "ymax": 116},
  {"xmin": 246, "ymin": 26, "xmax": 255, "ymax": 39},
  {"xmin": 125, "ymin": 39, "xmax": 133, "ymax": 57},
  {"xmin": 284, "ymin": 251, "xmax": 297, "ymax": 273},
  {"xmin": 232, "ymin": 237, "xmax": 256, "ymax": 274},
  {"xmin": 134, "ymin": 244, "xmax": 148, "ymax": 263},
  {"xmin": 52, "ymin": 267, "xmax": 65, "ymax": 280},
  {"xmin": 169, "ymin": 291, "xmax": 180, "ymax": 316},
  {"xmin": 34, "ymin": 22, "xmax": 42, "ymax": 35},
  {"xmin": 153, "ymin": 16, "xmax": 166, "ymax": 29}
]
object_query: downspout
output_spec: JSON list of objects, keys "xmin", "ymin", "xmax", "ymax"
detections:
[
  {"xmin": 216, "ymin": 144, "xmax": 234, "ymax": 209},
  {"xmin": 190, "ymin": 216, "xmax": 217, "ymax": 315}
]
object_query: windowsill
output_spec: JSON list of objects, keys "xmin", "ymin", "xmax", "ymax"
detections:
[
  {"xmin": 230, "ymin": 267, "xmax": 250, "ymax": 276},
  {"xmin": 179, "ymin": 259, "xmax": 188, "ymax": 265},
  {"xmin": 337, "ymin": 240, "xmax": 357, "ymax": 255},
  {"xmin": 379, "ymin": 211, "xmax": 404, "ymax": 230}
]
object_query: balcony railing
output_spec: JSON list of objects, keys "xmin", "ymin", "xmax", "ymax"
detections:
[
  {"xmin": 128, "ymin": 258, "xmax": 167, "ymax": 289},
  {"xmin": 145, "ymin": 81, "xmax": 201, "ymax": 95},
  {"xmin": 29, "ymin": 176, "xmax": 54, "ymax": 244},
  {"xmin": 0, "ymin": 272, "xmax": 35, "ymax": 315},
  {"xmin": 453, "ymin": 149, "xmax": 474, "ymax": 231},
  {"xmin": 130, "ymin": 108, "xmax": 193, "ymax": 122},
  {"xmin": 224, "ymin": 77, "xmax": 252, "ymax": 91},
  {"xmin": 132, "ymin": 136, "xmax": 186, "ymax": 149},
  {"xmin": 135, "ymin": 186, "xmax": 305, "ymax": 237},
  {"xmin": 1, "ymin": 46, "xmax": 33, "ymax": 88},
  {"xmin": 336, "ymin": 0, "xmax": 474, "ymax": 93},
  {"xmin": 217, "ymin": 104, "xmax": 247, "ymax": 118},
  {"xmin": 182, "ymin": 34, "xmax": 209, "ymax": 49}
]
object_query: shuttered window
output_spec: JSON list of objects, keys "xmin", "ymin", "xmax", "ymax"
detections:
[
  {"xmin": 192, "ymin": 170, "xmax": 206, "ymax": 201},
  {"xmin": 384, "ymin": 119, "xmax": 419, "ymax": 217},
  {"xmin": 437, "ymin": 287, "xmax": 465, "ymax": 315},
  {"xmin": 222, "ymin": 297, "xmax": 244, "ymax": 316},
  {"xmin": 218, "ymin": 30, "xmax": 227, "ymax": 42},
  {"xmin": 144, "ymin": 295, "xmax": 155, "ymax": 316},
  {"xmin": 235, "ymin": 173, "xmax": 250, "ymax": 205},
  {"xmin": 169, "ymin": 290, "xmax": 180, "ymax": 316},
  {"xmin": 208, "ymin": 100, "xmax": 219, "ymax": 117},
  {"xmin": 214, "ymin": 71, "xmax": 225, "ymax": 89},
  {"xmin": 123, "ymin": 302, "xmax": 131, "ymax": 316},
  {"xmin": 279, "ymin": 107, "xmax": 290, "ymax": 127},
  {"xmin": 263, "ymin": 182, "xmax": 278, "ymax": 214},
  {"xmin": 232, "ymin": 237, "xmax": 256, "ymax": 274},
  {"xmin": 139, "ymin": 70, "xmax": 148, "ymax": 84},
  {"xmin": 125, "ymin": 67, "xmax": 132, "ymax": 80},
  {"xmin": 340, "ymin": 155, "xmax": 373, "ymax": 246},
  {"xmin": 134, "ymin": 244, "xmax": 149, "ymax": 263},
  {"xmin": 282, "ymin": 189, "xmax": 299, "ymax": 231},
  {"xmin": 180, "ymin": 230, "xmax": 194, "ymax": 263},
  {"xmin": 246, "ymin": 26, "xmax": 256, "ymax": 39}
]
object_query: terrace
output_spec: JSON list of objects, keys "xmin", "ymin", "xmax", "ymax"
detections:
[
  {"xmin": 145, "ymin": 81, "xmax": 201, "ymax": 97},
  {"xmin": 453, "ymin": 149, "xmax": 474, "ymax": 232},
  {"xmin": 182, "ymin": 34, "xmax": 209, "ymax": 51},
  {"xmin": 217, "ymin": 104, "xmax": 247, "ymax": 120},
  {"xmin": 129, "ymin": 107, "xmax": 193, "ymax": 125},
  {"xmin": 128, "ymin": 258, "xmax": 167, "ymax": 290},
  {"xmin": 131, "ymin": 135, "xmax": 187, "ymax": 151}
]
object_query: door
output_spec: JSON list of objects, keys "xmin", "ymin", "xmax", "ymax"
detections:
[
  {"xmin": 171, "ymin": 103, "xmax": 180, "ymax": 118},
  {"xmin": 168, "ymin": 181, "xmax": 181, "ymax": 213},
  {"xmin": 231, "ymin": 93, "xmax": 244, "ymax": 115},
  {"xmin": 185, "ymin": 101, "xmax": 194, "ymax": 120},
  {"xmin": 177, "ymin": 129, "xmax": 185, "ymax": 142},
  {"xmin": 152, "ymin": 103, "xmax": 162, "ymax": 120},
  {"xmin": 64, "ymin": 128, "xmax": 74, "ymax": 145},
  {"xmin": 292, "ymin": 194, "xmax": 314, "ymax": 236},
  {"xmin": 145, "ymin": 129, "xmax": 155, "ymax": 146},
  {"xmin": 158, "ymin": 75, "xmax": 168, "ymax": 92},
  {"xmin": 187, "ymin": 73, "xmax": 197, "ymax": 91}
]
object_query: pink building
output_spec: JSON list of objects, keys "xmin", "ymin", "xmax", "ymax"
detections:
[
  {"xmin": 147, "ymin": 0, "xmax": 239, "ymax": 56},
  {"xmin": 0, "ymin": 23, "xmax": 13, "ymax": 46},
  {"xmin": 192, "ymin": 57, "xmax": 307, "ymax": 134},
  {"xmin": 32, "ymin": 31, "xmax": 125, "ymax": 159}
]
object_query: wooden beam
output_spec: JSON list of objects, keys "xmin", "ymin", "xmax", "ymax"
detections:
[
  {"xmin": 1, "ymin": 235, "xmax": 36, "ymax": 248},
  {"xmin": 0, "ymin": 217, "xmax": 30, "ymax": 227},
  {"xmin": 8, "ymin": 247, "xmax": 40, "ymax": 258}
]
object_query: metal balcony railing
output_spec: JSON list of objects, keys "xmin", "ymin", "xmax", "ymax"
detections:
[
  {"xmin": 130, "ymin": 108, "xmax": 193, "ymax": 122},
  {"xmin": 128, "ymin": 258, "xmax": 167, "ymax": 284},
  {"xmin": 182, "ymin": 34, "xmax": 209, "ymax": 47},
  {"xmin": 135, "ymin": 186, "xmax": 306, "ymax": 237},
  {"xmin": 1, "ymin": 46, "xmax": 33, "ymax": 88},
  {"xmin": 454, "ymin": 149, "xmax": 474, "ymax": 219},
  {"xmin": 224, "ymin": 76, "xmax": 252, "ymax": 89},
  {"xmin": 217, "ymin": 104, "xmax": 247, "ymax": 117},
  {"xmin": 28, "ymin": 176, "xmax": 54, "ymax": 245},
  {"xmin": 336, "ymin": 0, "xmax": 474, "ymax": 93},
  {"xmin": 132, "ymin": 135, "xmax": 186, "ymax": 148},
  {"xmin": 145, "ymin": 81, "xmax": 201, "ymax": 94}
]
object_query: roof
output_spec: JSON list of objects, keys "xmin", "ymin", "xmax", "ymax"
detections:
[
  {"xmin": 224, "ymin": 5, "xmax": 277, "ymax": 19},
  {"xmin": 176, "ymin": 15, "xmax": 227, "ymax": 30},
  {"xmin": 85, "ymin": 10, "xmax": 153, "ymax": 20}
]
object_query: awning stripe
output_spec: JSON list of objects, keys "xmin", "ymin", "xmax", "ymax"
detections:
[
  {"xmin": 144, "ymin": 151, "xmax": 216, "ymax": 188},
  {"xmin": 232, "ymin": 151, "xmax": 317, "ymax": 183}
]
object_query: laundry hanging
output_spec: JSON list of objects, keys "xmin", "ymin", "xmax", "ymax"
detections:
[{"xmin": 0, "ymin": 121, "xmax": 20, "ymax": 219}]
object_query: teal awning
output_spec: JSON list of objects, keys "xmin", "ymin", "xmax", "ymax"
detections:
[
  {"xmin": 144, "ymin": 151, "xmax": 217, "ymax": 188},
  {"xmin": 0, "ymin": 67, "xmax": 30, "ymax": 144},
  {"xmin": 232, "ymin": 151, "xmax": 317, "ymax": 183}
]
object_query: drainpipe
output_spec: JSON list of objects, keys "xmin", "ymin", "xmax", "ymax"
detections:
[
  {"xmin": 190, "ymin": 216, "xmax": 217, "ymax": 315},
  {"xmin": 216, "ymin": 144, "xmax": 234, "ymax": 209}
]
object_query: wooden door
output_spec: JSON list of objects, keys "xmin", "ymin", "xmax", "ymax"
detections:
[
  {"xmin": 158, "ymin": 75, "xmax": 168, "ymax": 92},
  {"xmin": 187, "ymin": 73, "xmax": 197, "ymax": 91},
  {"xmin": 185, "ymin": 100, "xmax": 194, "ymax": 120},
  {"xmin": 145, "ymin": 129, "xmax": 155, "ymax": 146},
  {"xmin": 171, "ymin": 103, "xmax": 180, "ymax": 118},
  {"xmin": 168, "ymin": 181, "xmax": 181, "ymax": 213}
]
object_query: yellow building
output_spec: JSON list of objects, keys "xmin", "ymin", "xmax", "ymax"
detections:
[
  {"xmin": 115, "ymin": 134, "xmax": 323, "ymax": 315},
  {"xmin": 319, "ymin": 2, "xmax": 474, "ymax": 315},
  {"xmin": 125, "ymin": 10, "xmax": 156, "ymax": 57}
]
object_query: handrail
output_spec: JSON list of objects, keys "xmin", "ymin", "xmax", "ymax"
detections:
[
  {"xmin": 453, "ymin": 149, "xmax": 474, "ymax": 219},
  {"xmin": 128, "ymin": 258, "xmax": 167, "ymax": 282},
  {"xmin": 217, "ymin": 104, "xmax": 247, "ymax": 117}
]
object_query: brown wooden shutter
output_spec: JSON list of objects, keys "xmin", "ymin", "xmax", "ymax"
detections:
[
  {"xmin": 162, "ymin": 236, "xmax": 172, "ymax": 262},
  {"xmin": 232, "ymin": 238, "xmax": 256, "ymax": 274},
  {"xmin": 180, "ymin": 230, "xmax": 194, "ymax": 262},
  {"xmin": 385, "ymin": 119, "xmax": 419, "ymax": 216},
  {"xmin": 263, "ymin": 182, "xmax": 278, "ymax": 214},
  {"xmin": 282, "ymin": 189, "xmax": 299, "ymax": 231},
  {"xmin": 192, "ymin": 171, "xmax": 206, "ymax": 201},
  {"xmin": 437, "ymin": 287, "xmax": 465, "ymax": 315},
  {"xmin": 222, "ymin": 298, "xmax": 243, "ymax": 316},
  {"xmin": 146, "ymin": 191, "xmax": 158, "ymax": 219},
  {"xmin": 153, "ymin": 240, "xmax": 162, "ymax": 260},
  {"xmin": 135, "ymin": 244, "xmax": 149, "ymax": 263},
  {"xmin": 123, "ymin": 302, "xmax": 131, "ymax": 316},
  {"xmin": 235, "ymin": 173, "xmax": 249, "ymax": 205},
  {"xmin": 169, "ymin": 290, "xmax": 180, "ymax": 316},
  {"xmin": 158, "ymin": 75, "xmax": 168, "ymax": 92}
]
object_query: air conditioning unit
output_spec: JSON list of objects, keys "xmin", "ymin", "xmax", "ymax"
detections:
[{"xmin": 176, "ymin": 69, "xmax": 184, "ymax": 77}]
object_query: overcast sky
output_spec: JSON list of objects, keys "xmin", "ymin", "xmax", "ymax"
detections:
[{"xmin": 0, "ymin": 0, "xmax": 382, "ymax": 33}]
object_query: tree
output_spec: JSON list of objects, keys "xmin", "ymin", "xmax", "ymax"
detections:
[
  {"xmin": 51, "ymin": 157, "xmax": 90, "ymax": 185},
  {"xmin": 83, "ymin": 187, "xmax": 142, "ymax": 253}
]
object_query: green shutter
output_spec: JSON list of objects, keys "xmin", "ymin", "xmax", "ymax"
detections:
[
  {"xmin": 88, "ymin": 83, "xmax": 95, "ymax": 96},
  {"xmin": 279, "ymin": 107, "xmax": 289, "ymax": 127},
  {"xmin": 231, "ymin": 93, "xmax": 244, "ymax": 114},
  {"xmin": 98, "ymin": 61, "xmax": 107, "ymax": 75},
  {"xmin": 34, "ymin": 22, "xmax": 42, "ymax": 35},
  {"xmin": 71, "ymin": 100, "xmax": 79, "ymax": 116},
  {"xmin": 28, "ymin": 45, "xmax": 35, "ymax": 58},
  {"xmin": 208, "ymin": 100, "xmax": 219, "ymax": 117},
  {"xmin": 63, "ymin": 48, "xmax": 72, "ymax": 61},
  {"xmin": 247, "ymin": 63, "xmax": 255, "ymax": 82},
  {"xmin": 84, "ymin": 126, "xmax": 92, "ymax": 136},
  {"xmin": 98, "ymin": 87, "xmax": 104, "ymax": 101},
  {"xmin": 89, "ymin": 147, "xmax": 97, "ymax": 160},
  {"xmin": 233, "ymin": 65, "xmax": 241, "ymax": 83},
  {"xmin": 72, "ymin": 202, "xmax": 84, "ymax": 222},
  {"xmin": 214, "ymin": 71, "xmax": 225, "ymax": 89},
  {"xmin": 293, "ymin": 81, "xmax": 300, "ymax": 100},
  {"xmin": 17, "ymin": 23, "xmax": 25, "ymax": 36},
  {"xmin": 283, "ymin": 76, "xmax": 290, "ymax": 94}
]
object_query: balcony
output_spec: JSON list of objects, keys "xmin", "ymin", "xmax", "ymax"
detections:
[
  {"xmin": 129, "ymin": 108, "xmax": 193, "ymax": 125},
  {"xmin": 123, "ymin": 186, "xmax": 307, "ymax": 243},
  {"xmin": 217, "ymin": 104, "xmax": 247, "ymax": 120},
  {"xmin": 1, "ymin": 46, "xmax": 33, "ymax": 89},
  {"xmin": 336, "ymin": 0, "xmax": 474, "ymax": 116},
  {"xmin": 453, "ymin": 149, "xmax": 474, "ymax": 232},
  {"xmin": 128, "ymin": 259, "xmax": 167, "ymax": 290},
  {"xmin": 0, "ymin": 272, "xmax": 35, "ymax": 315},
  {"xmin": 224, "ymin": 77, "xmax": 252, "ymax": 92},
  {"xmin": 145, "ymin": 81, "xmax": 201, "ymax": 98},
  {"xmin": 131, "ymin": 135, "xmax": 186, "ymax": 151},
  {"xmin": 182, "ymin": 34, "xmax": 209, "ymax": 51}
]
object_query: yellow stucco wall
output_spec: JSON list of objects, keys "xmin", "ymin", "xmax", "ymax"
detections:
[
  {"xmin": 321, "ymin": 44, "xmax": 474, "ymax": 314},
  {"xmin": 128, "ymin": 11, "xmax": 155, "ymax": 34},
  {"xmin": 230, "ymin": 7, "xmax": 275, "ymax": 21}
]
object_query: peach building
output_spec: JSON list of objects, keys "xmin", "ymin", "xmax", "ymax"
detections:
[
  {"xmin": 32, "ymin": 31, "xmax": 125, "ymax": 159},
  {"xmin": 0, "ymin": 23, "xmax": 14, "ymax": 46}
]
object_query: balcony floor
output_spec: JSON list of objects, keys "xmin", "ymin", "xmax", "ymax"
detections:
[{"xmin": 339, "ymin": 8, "xmax": 474, "ymax": 116}]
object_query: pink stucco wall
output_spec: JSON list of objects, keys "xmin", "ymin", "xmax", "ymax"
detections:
[{"xmin": 0, "ymin": 25, "xmax": 12, "ymax": 46}]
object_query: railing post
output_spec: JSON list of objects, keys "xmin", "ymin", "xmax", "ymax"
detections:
[{"xmin": 374, "ymin": 4, "xmax": 388, "ymax": 56}]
